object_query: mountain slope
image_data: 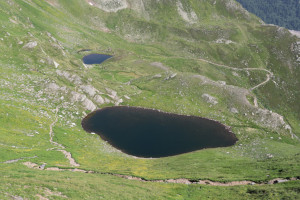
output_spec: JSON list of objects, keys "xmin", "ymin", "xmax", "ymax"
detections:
[
  {"xmin": 236, "ymin": 0, "xmax": 300, "ymax": 30},
  {"xmin": 0, "ymin": 0, "xmax": 300, "ymax": 199}
]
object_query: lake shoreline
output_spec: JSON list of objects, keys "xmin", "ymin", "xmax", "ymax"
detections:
[{"xmin": 81, "ymin": 106, "xmax": 238, "ymax": 158}]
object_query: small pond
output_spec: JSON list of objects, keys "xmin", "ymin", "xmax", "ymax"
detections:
[
  {"xmin": 81, "ymin": 106, "xmax": 238, "ymax": 158},
  {"xmin": 82, "ymin": 54, "xmax": 112, "ymax": 64}
]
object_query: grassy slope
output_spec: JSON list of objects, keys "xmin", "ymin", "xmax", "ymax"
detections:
[
  {"xmin": 1, "ymin": 163, "xmax": 300, "ymax": 200},
  {"xmin": 0, "ymin": 0, "xmax": 299, "ymax": 199}
]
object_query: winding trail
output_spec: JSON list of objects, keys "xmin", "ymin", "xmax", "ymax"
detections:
[
  {"xmin": 196, "ymin": 58, "xmax": 273, "ymax": 91},
  {"xmin": 250, "ymin": 74, "xmax": 271, "ymax": 91},
  {"xmin": 23, "ymin": 161, "xmax": 299, "ymax": 186},
  {"xmin": 48, "ymin": 107, "xmax": 80, "ymax": 167}
]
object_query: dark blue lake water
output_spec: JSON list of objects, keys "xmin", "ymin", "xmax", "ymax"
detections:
[
  {"xmin": 82, "ymin": 54, "xmax": 112, "ymax": 64},
  {"xmin": 81, "ymin": 106, "xmax": 238, "ymax": 158}
]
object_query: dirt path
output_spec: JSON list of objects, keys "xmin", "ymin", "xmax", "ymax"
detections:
[
  {"xmin": 49, "ymin": 108, "xmax": 62, "ymax": 147},
  {"xmin": 23, "ymin": 162, "xmax": 299, "ymax": 186},
  {"xmin": 48, "ymin": 107, "xmax": 80, "ymax": 167},
  {"xmin": 196, "ymin": 58, "xmax": 272, "ymax": 91},
  {"xmin": 253, "ymin": 96, "xmax": 258, "ymax": 107},
  {"xmin": 57, "ymin": 150, "xmax": 80, "ymax": 167},
  {"xmin": 250, "ymin": 73, "xmax": 271, "ymax": 90}
]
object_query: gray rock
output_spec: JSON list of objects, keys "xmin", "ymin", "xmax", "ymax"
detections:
[
  {"xmin": 254, "ymin": 108, "xmax": 288, "ymax": 130},
  {"xmin": 56, "ymin": 70, "xmax": 82, "ymax": 85},
  {"xmin": 153, "ymin": 74, "xmax": 162, "ymax": 78},
  {"xmin": 170, "ymin": 73, "xmax": 177, "ymax": 79},
  {"xmin": 53, "ymin": 60, "xmax": 59, "ymax": 68},
  {"xmin": 91, "ymin": 0, "xmax": 128, "ymax": 12},
  {"xmin": 164, "ymin": 73, "xmax": 177, "ymax": 80},
  {"xmin": 202, "ymin": 94, "xmax": 218, "ymax": 105},
  {"xmin": 105, "ymin": 88, "xmax": 118, "ymax": 99},
  {"xmin": 82, "ymin": 98, "xmax": 96, "ymax": 111},
  {"xmin": 23, "ymin": 41, "xmax": 37, "ymax": 49},
  {"xmin": 230, "ymin": 107, "xmax": 239, "ymax": 114},
  {"xmin": 115, "ymin": 98, "xmax": 123, "ymax": 106},
  {"xmin": 289, "ymin": 30, "xmax": 300, "ymax": 38},
  {"xmin": 217, "ymin": 81, "xmax": 226, "ymax": 86},
  {"xmin": 176, "ymin": 1, "xmax": 198, "ymax": 24},
  {"xmin": 124, "ymin": 95, "xmax": 131, "ymax": 100},
  {"xmin": 94, "ymin": 95, "xmax": 105, "ymax": 104},
  {"xmin": 47, "ymin": 83, "xmax": 60, "ymax": 91},
  {"xmin": 39, "ymin": 164, "xmax": 46, "ymax": 170},
  {"xmin": 80, "ymin": 85, "xmax": 97, "ymax": 97},
  {"xmin": 71, "ymin": 91, "xmax": 86, "ymax": 102},
  {"xmin": 71, "ymin": 91, "xmax": 96, "ymax": 111}
]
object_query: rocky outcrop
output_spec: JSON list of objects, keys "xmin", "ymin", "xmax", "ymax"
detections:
[
  {"xmin": 105, "ymin": 88, "xmax": 118, "ymax": 100},
  {"xmin": 47, "ymin": 83, "xmax": 60, "ymax": 91},
  {"xmin": 291, "ymin": 41, "xmax": 300, "ymax": 63},
  {"xmin": 193, "ymin": 74, "xmax": 251, "ymax": 106},
  {"xmin": 91, "ymin": 0, "xmax": 128, "ymax": 12},
  {"xmin": 176, "ymin": 1, "xmax": 198, "ymax": 24},
  {"xmin": 71, "ymin": 91, "xmax": 96, "ymax": 111},
  {"xmin": 215, "ymin": 38, "xmax": 235, "ymax": 44},
  {"xmin": 23, "ymin": 41, "xmax": 37, "ymax": 49},
  {"xmin": 254, "ymin": 108, "xmax": 290, "ymax": 131},
  {"xmin": 289, "ymin": 30, "xmax": 300, "ymax": 38},
  {"xmin": 222, "ymin": 0, "xmax": 250, "ymax": 18},
  {"xmin": 80, "ymin": 85, "xmax": 98, "ymax": 97},
  {"xmin": 56, "ymin": 70, "xmax": 82, "ymax": 85},
  {"xmin": 202, "ymin": 94, "xmax": 218, "ymax": 105},
  {"xmin": 230, "ymin": 107, "xmax": 239, "ymax": 114},
  {"xmin": 94, "ymin": 95, "xmax": 105, "ymax": 104},
  {"xmin": 164, "ymin": 73, "xmax": 177, "ymax": 80}
]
